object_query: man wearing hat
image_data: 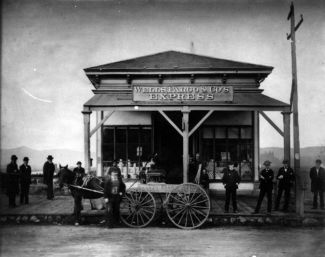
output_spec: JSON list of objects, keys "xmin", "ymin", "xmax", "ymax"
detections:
[
  {"xmin": 6, "ymin": 155, "xmax": 19, "ymax": 207},
  {"xmin": 106, "ymin": 160, "xmax": 122, "ymax": 180},
  {"xmin": 19, "ymin": 157, "xmax": 32, "ymax": 204},
  {"xmin": 222, "ymin": 161, "xmax": 241, "ymax": 213},
  {"xmin": 253, "ymin": 160, "xmax": 274, "ymax": 214},
  {"xmin": 43, "ymin": 155, "xmax": 55, "ymax": 200},
  {"xmin": 274, "ymin": 160, "xmax": 295, "ymax": 212},
  {"xmin": 73, "ymin": 161, "xmax": 85, "ymax": 186},
  {"xmin": 72, "ymin": 161, "xmax": 86, "ymax": 225},
  {"xmin": 310, "ymin": 159, "xmax": 325, "ymax": 209}
]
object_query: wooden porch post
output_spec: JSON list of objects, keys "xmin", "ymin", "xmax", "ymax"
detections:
[
  {"xmin": 182, "ymin": 108, "xmax": 190, "ymax": 183},
  {"xmin": 282, "ymin": 112, "xmax": 291, "ymax": 163},
  {"xmin": 253, "ymin": 111, "xmax": 260, "ymax": 182},
  {"xmin": 96, "ymin": 111, "xmax": 104, "ymax": 176},
  {"xmin": 82, "ymin": 110, "xmax": 92, "ymax": 173}
]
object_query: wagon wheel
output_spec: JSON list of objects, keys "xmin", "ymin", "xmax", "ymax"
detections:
[
  {"xmin": 120, "ymin": 189, "xmax": 156, "ymax": 228},
  {"xmin": 165, "ymin": 183, "xmax": 210, "ymax": 229}
]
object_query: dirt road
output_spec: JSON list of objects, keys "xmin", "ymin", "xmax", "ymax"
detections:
[{"xmin": 0, "ymin": 225, "xmax": 324, "ymax": 257}]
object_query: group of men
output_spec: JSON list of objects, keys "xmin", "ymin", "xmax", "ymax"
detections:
[
  {"xmin": 6, "ymin": 155, "xmax": 32, "ymax": 207},
  {"xmin": 221, "ymin": 159, "xmax": 325, "ymax": 214}
]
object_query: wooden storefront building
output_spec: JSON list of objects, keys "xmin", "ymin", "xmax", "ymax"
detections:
[{"xmin": 82, "ymin": 51, "xmax": 291, "ymax": 191}]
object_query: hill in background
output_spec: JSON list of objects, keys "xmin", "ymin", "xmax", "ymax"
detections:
[{"xmin": 1, "ymin": 146, "xmax": 325, "ymax": 171}]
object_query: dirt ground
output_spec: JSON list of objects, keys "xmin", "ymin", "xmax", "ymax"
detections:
[{"xmin": 0, "ymin": 225, "xmax": 324, "ymax": 257}]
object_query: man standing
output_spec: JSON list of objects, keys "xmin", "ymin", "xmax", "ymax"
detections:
[
  {"xmin": 6, "ymin": 155, "xmax": 19, "ymax": 208},
  {"xmin": 274, "ymin": 160, "xmax": 295, "ymax": 212},
  {"xmin": 253, "ymin": 160, "xmax": 274, "ymax": 214},
  {"xmin": 43, "ymin": 155, "xmax": 55, "ymax": 200},
  {"xmin": 104, "ymin": 170, "xmax": 126, "ymax": 228},
  {"xmin": 222, "ymin": 162, "xmax": 241, "ymax": 213},
  {"xmin": 19, "ymin": 157, "xmax": 32, "ymax": 204},
  {"xmin": 310, "ymin": 159, "xmax": 325, "ymax": 209},
  {"xmin": 72, "ymin": 161, "xmax": 86, "ymax": 226}
]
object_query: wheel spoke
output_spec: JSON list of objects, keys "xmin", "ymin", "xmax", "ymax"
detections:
[
  {"xmin": 188, "ymin": 209, "xmax": 195, "ymax": 227},
  {"xmin": 169, "ymin": 194, "xmax": 187, "ymax": 205},
  {"xmin": 140, "ymin": 198, "xmax": 154, "ymax": 206},
  {"xmin": 190, "ymin": 192, "xmax": 204, "ymax": 205},
  {"xmin": 139, "ymin": 193, "xmax": 150, "ymax": 204},
  {"xmin": 176, "ymin": 208, "xmax": 187, "ymax": 225},
  {"xmin": 139, "ymin": 211, "xmax": 145, "ymax": 225},
  {"xmin": 139, "ymin": 209, "xmax": 150, "ymax": 221},
  {"xmin": 189, "ymin": 187, "xmax": 199, "ymax": 203},
  {"xmin": 191, "ymin": 207, "xmax": 208, "ymax": 217},
  {"xmin": 189, "ymin": 208, "xmax": 201, "ymax": 224},
  {"xmin": 141, "ymin": 207, "xmax": 155, "ymax": 215},
  {"xmin": 171, "ymin": 206, "xmax": 186, "ymax": 220},
  {"xmin": 191, "ymin": 198, "xmax": 209, "ymax": 206},
  {"xmin": 190, "ymin": 205, "xmax": 209, "ymax": 209}
]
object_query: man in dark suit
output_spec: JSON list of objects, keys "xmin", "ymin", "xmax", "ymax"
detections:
[
  {"xmin": 104, "ymin": 170, "xmax": 126, "ymax": 228},
  {"xmin": 310, "ymin": 159, "xmax": 325, "ymax": 209},
  {"xmin": 274, "ymin": 160, "xmax": 295, "ymax": 212},
  {"xmin": 43, "ymin": 155, "xmax": 55, "ymax": 200},
  {"xmin": 6, "ymin": 155, "xmax": 19, "ymax": 208},
  {"xmin": 222, "ymin": 161, "xmax": 241, "ymax": 213},
  {"xmin": 72, "ymin": 161, "xmax": 86, "ymax": 226},
  {"xmin": 253, "ymin": 160, "xmax": 274, "ymax": 214},
  {"xmin": 19, "ymin": 157, "xmax": 32, "ymax": 204}
]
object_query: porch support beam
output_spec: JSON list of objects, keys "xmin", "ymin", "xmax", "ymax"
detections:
[
  {"xmin": 158, "ymin": 110, "xmax": 183, "ymax": 136},
  {"xmin": 90, "ymin": 111, "xmax": 114, "ymax": 137},
  {"xmin": 82, "ymin": 110, "xmax": 92, "ymax": 173},
  {"xmin": 189, "ymin": 110, "xmax": 214, "ymax": 137},
  {"xmin": 182, "ymin": 108, "xmax": 190, "ymax": 183},
  {"xmin": 260, "ymin": 111, "xmax": 284, "ymax": 137}
]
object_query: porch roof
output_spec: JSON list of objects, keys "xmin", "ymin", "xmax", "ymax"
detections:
[{"xmin": 83, "ymin": 92, "xmax": 290, "ymax": 111}]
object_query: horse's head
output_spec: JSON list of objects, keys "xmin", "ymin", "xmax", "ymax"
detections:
[{"xmin": 58, "ymin": 164, "xmax": 74, "ymax": 189}]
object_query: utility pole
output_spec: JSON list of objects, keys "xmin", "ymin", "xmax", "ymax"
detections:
[{"xmin": 287, "ymin": 2, "xmax": 304, "ymax": 216}]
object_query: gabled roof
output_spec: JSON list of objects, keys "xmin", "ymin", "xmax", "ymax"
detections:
[{"xmin": 84, "ymin": 50, "xmax": 273, "ymax": 72}]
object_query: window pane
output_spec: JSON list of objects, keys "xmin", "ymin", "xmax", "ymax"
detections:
[
  {"xmin": 241, "ymin": 127, "xmax": 252, "ymax": 139},
  {"xmin": 128, "ymin": 127, "xmax": 139, "ymax": 162},
  {"xmin": 202, "ymin": 127, "xmax": 213, "ymax": 138},
  {"xmin": 140, "ymin": 128, "xmax": 152, "ymax": 160},
  {"xmin": 215, "ymin": 127, "xmax": 226, "ymax": 139},
  {"xmin": 103, "ymin": 127, "xmax": 114, "ymax": 162},
  {"xmin": 239, "ymin": 142, "xmax": 253, "ymax": 181},
  {"xmin": 228, "ymin": 127, "xmax": 239, "ymax": 138},
  {"xmin": 115, "ymin": 127, "xmax": 126, "ymax": 161}
]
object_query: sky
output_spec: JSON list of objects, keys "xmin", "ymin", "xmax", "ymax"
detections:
[{"xmin": 1, "ymin": 0, "xmax": 325, "ymax": 151}]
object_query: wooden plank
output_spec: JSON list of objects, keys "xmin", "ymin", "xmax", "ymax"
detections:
[
  {"xmin": 189, "ymin": 110, "xmax": 214, "ymax": 137},
  {"xmin": 260, "ymin": 111, "xmax": 284, "ymax": 137},
  {"xmin": 158, "ymin": 110, "xmax": 183, "ymax": 136},
  {"xmin": 182, "ymin": 110, "xmax": 190, "ymax": 183},
  {"xmin": 90, "ymin": 111, "xmax": 114, "ymax": 137}
]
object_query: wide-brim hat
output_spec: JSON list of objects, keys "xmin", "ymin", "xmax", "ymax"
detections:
[
  {"xmin": 263, "ymin": 160, "xmax": 272, "ymax": 166},
  {"xmin": 11, "ymin": 155, "xmax": 18, "ymax": 160},
  {"xmin": 316, "ymin": 159, "xmax": 322, "ymax": 164},
  {"xmin": 76, "ymin": 161, "xmax": 82, "ymax": 165},
  {"xmin": 282, "ymin": 160, "xmax": 289, "ymax": 164},
  {"xmin": 47, "ymin": 155, "xmax": 54, "ymax": 160},
  {"xmin": 23, "ymin": 157, "xmax": 29, "ymax": 161}
]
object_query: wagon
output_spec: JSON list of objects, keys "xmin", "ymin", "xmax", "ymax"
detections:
[{"xmin": 119, "ymin": 181, "xmax": 210, "ymax": 229}]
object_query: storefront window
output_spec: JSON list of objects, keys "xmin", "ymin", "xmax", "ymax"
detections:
[
  {"xmin": 199, "ymin": 125, "xmax": 254, "ymax": 181},
  {"xmin": 102, "ymin": 126, "xmax": 152, "ymax": 168}
]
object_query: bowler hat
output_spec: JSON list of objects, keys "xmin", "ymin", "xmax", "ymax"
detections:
[
  {"xmin": 11, "ymin": 155, "xmax": 18, "ymax": 160},
  {"xmin": 47, "ymin": 155, "xmax": 54, "ymax": 160},
  {"xmin": 316, "ymin": 159, "xmax": 322, "ymax": 164},
  {"xmin": 23, "ymin": 157, "xmax": 29, "ymax": 161},
  {"xmin": 263, "ymin": 160, "xmax": 271, "ymax": 166},
  {"xmin": 282, "ymin": 160, "xmax": 289, "ymax": 164},
  {"xmin": 76, "ymin": 161, "xmax": 82, "ymax": 165},
  {"xmin": 228, "ymin": 161, "xmax": 235, "ymax": 165}
]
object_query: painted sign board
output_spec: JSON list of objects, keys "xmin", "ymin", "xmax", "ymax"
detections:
[{"xmin": 133, "ymin": 85, "xmax": 233, "ymax": 102}]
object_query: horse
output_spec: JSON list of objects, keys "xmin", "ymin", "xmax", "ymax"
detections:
[{"xmin": 57, "ymin": 165, "xmax": 104, "ymax": 225}]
